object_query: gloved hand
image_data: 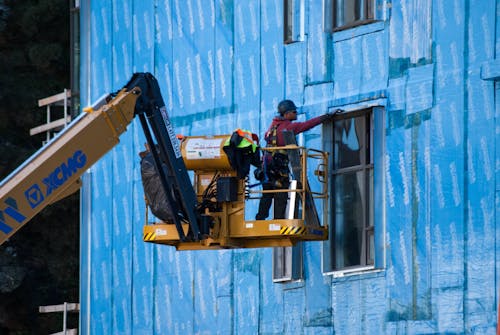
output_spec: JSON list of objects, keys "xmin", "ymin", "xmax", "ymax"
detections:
[{"xmin": 323, "ymin": 109, "xmax": 343, "ymax": 121}]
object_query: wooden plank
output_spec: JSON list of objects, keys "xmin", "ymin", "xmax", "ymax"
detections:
[
  {"xmin": 38, "ymin": 90, "xmax": 71, "ymax": 107},
  {"xmin": 39, "ymin": 303, "xmax": 80, "ymax": 313},
  {"xmin": 49, "ymin": 329, "xmax": 78, "ymax": 335},
  {"xmin": 282, "ymin": 130, "xmax": 321, "ymax": 227},
  {"xmin": 30, "ymin": 116, "xmax": 72, "ymax": 135}
]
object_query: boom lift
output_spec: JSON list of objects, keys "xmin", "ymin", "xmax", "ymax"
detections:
[{"xmin": 0, "ymin": 73, "xmax": 329, "ymax": 249}]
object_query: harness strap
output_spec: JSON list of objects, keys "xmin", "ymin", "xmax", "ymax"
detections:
[{"xmin": 266, "ymin": 125, "xmax": 278, "ymax": 147}]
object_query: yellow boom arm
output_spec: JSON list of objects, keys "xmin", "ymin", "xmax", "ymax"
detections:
[{"xmin": 0, "ymin": 88, "xmax": 140, "ymax": 245}]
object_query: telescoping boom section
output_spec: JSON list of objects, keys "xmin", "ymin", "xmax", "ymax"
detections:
[
  {"xmin": 0, "ymin": 73, "xmax": 329, "ymax": 250},
  {"xmin": 0, "ymin": 86, "xmax": 139, "ymax": 245}
]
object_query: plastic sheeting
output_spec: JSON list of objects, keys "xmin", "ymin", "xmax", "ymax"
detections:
[{"xmin": 79, "ymin": 0, "xmax": 499, "ymax": 334}]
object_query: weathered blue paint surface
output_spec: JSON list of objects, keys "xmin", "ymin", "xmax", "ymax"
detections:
[{"xmin": 79, "ymin": 0, "xmax": 499, "ymax": 334}]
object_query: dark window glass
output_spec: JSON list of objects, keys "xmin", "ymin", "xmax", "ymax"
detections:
[
  {"xmin": 324, "ymin": 0, "xmax": 376, "ymax": 32},
  {"xmin": 327, "ymin": 108, "xmax": 374, "ymax": 271}
]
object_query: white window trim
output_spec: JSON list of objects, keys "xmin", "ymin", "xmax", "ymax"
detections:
[{"xmin": 325, "ymin": 266, "xmax": 383, "ymax": 279}]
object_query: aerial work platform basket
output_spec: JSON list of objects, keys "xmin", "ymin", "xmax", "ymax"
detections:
[{"xmin": 142, "ymin": 136, "xmax": 329, "ymax": 250}]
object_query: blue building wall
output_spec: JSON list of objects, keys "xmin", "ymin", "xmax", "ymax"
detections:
[{"xmin": 79, "ymin": 1, "xmax": 499, "ymax": 334}]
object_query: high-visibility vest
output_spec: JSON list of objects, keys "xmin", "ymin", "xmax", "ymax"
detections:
[{"xmin": 224, "ymin": 128, "xmax": 259, "ymax": 152}]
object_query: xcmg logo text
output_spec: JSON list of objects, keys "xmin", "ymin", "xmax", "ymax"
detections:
[{"xmin": 24, "ymin": 150, "xmax": 87, "ymax": 209}]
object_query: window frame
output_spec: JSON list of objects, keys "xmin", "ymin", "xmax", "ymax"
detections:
[
  {"xmin": 284, "ymin": 0, "xmax": 305, "ymax": 44},
  {"xmin": 322, "ymin": 105, "xmax": 385, "ymax": 276},
  {"xmin": 323, "ymin": 0, "xmax": 379, "ymax": 33},
  {"xmin": 272, "ymin": 244, "xmax": 303, "ymax": 282}
]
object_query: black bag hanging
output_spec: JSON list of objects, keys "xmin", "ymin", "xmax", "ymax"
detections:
[{"xmin": 140, "ymin": 152, "xmax": 176, "ymax": 223}]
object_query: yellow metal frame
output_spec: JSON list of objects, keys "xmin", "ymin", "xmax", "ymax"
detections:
[{"xmin": 143, "ymin": 144, "xmax": 329, "ymax": 250}]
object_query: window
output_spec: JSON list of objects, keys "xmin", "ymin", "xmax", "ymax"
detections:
[
  {"xmin": 323, "ymin": 107, "xmax": 381, "ymax": 272},
  {"xmin": 284, "ymin": 0, "xmax": 304, "ymax": 44},
  {"xmin": 273, "ymin": 244, "xmax": 303, "ymax": 282},
  {"xmin": 323, "ymin": 0, "xmax": 376, "ymax": 32}
]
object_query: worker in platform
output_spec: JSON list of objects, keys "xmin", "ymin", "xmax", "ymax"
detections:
[{"xmin": 255, "ymin": 99, "xmax": 338, "ymax": 220}]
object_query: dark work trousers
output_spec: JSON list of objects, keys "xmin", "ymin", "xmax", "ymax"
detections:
[{"xmin": 255, "ymin": 178, "xmax": 290, "ymax": 220}]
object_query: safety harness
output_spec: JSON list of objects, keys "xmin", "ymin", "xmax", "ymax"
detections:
[{"xmin": 257, "ymin": 123, "xmax": 289, "ymax": 186}]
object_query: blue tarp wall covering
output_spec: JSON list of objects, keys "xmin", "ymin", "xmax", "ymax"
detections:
[{"xmin": 79, "ymin": 0, "xmax": 499, "ymax": 334}]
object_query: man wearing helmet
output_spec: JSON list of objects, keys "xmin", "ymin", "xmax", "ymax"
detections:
[{"xmin": 255, "ymin": 99, "xmax": 337, "ymax": 220}]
